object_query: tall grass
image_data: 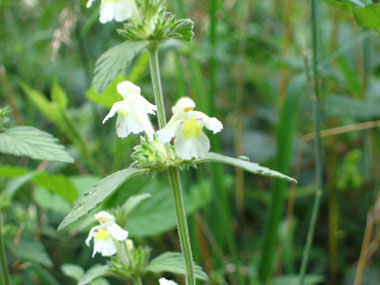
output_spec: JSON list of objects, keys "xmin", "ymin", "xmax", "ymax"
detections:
[{"xmin": 299, "ymin": 0, "xmax": 323, "ymax": 283}]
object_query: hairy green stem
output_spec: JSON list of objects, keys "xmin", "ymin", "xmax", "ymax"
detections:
[
  {"xmin": 147, "ymin": 46, "xmax": 167, "ymax": 128},
  {"xmin": 148, "ymin": 46, "xmax": 196, "ymax": 285},
  {"xmin": 168, "ymin": 168, "xmax": 196, "ymax": 284},
  {"xmin": 299, "ymin": 0, "xmax": 323, "ymax": 283},
  {"xmin": 0, "ymin": 213, "xmax": 11, "ymax": 285}
]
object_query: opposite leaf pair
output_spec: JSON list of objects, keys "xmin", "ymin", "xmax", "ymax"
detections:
[{"xmin": 103, "ymin": 81, "xmax": 223, "ymax": 160}]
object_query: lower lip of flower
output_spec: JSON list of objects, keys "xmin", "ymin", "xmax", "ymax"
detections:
[{"xmin": 182, "ymin": 119, "xmax": 201, "ymax": 139}]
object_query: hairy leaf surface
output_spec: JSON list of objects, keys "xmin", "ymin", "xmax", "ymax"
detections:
[
  {"xmin": 58, "ymin": 167, "xmax": 148, "ymax": 231},
  {"xmin": 0, "ymin": 126, "xmax": 74, "ymax": 163},
  {"xmin": 147, "ymin": 252, "xmax": 208, "ymax": 281},
  {"xmin": 93, "ymin": 41, "xmax": 148, "ymax": 93},
  {"xmin": 195, "ymin": 152, "xmax": 297, "ymax": 183}
]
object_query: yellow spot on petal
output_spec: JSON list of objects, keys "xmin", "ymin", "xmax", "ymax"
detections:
[
  {"xmin": 95, "ymin": 230, "xmax": 109, "ymax": 241},
  {"xmin": 184, "ymin": 107, "xmax": 193, "ymax": 112},
  {"xmin": 118, "ymin": 110, "xmax": 128, "ymax": 118},
  {"xmin": 96, "ymin": 217, "xmax": 106, "ymax": 224},
  {"xmin": 182, "ymin": 119, "xmax": 201, "ymax": 139}
]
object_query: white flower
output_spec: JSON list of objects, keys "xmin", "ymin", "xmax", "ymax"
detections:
[
  {"xmin": 103, "ymin": 81, "xmax": 157, "ymax": 140},
  {"xmin": 157, "ymin": 97, "xmax": 223, "ymax": 160},
  {"xmin": 86, "ymin": 0, "xmax": 133, "ymax": 24},
  {"xmin": 86, "ymin": 211, "xmax": 129, "ymax": 257},
  {"xmin": 159, "ymin": 278, "xmax": 178, "ymax": 285}
]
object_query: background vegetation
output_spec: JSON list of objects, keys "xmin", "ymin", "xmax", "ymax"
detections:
[{"xmin": 1, "ymin": 0, "xmax": 380, "ymax": 284}]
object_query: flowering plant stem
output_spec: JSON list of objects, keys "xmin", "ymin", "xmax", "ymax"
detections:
[
  {"xmin": 148, "ymin": 46, "xmax": 196, "ymax": 285},
  {"xmin": 0, "ymin": 213, "xmax": 10, "ymax": 285}
]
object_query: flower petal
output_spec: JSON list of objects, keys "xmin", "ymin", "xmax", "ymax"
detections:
[
  {"xmin": 172, "ymin": 97, "xmax": 196, "ymax": 116},
  {"xmin": 190, "ymin": 111, "xmax": 223, "ymax": 134},
  {"xmin": 117, "ymin": 81, "xmax": 141, "ymax": 99},
  {"xmin": 103, "ymin": 101, "xmax": 122, "ymax": 124},
  {"xmin": 140, "ymin": 96, "xmax": 157, "ymax": 115},
  {"xmin": 85, "ymin": 226, "xmax": 100, "ymax": 246},
  {"xmin": 93, "ymin": 237, "xmax": 117, "ymax": 257},
  {"xmin": 108, "ymin": 224, "xmax": 128, "ymax": 241},
  {"xmin": 95, "ymin": 211, "xmax": 115, "ymax": 225},
  {"xmin": 116, "ymin": 116, "xmax": 144, "ymax": 138},
  {"xmin": 86, "ymin": 0, "xmax": 96, "ymax": 8},
  {"xmin": 157, "ymin": 118, "xmax": 180, "ymax": 143},
  {"xmin": 174, "ymin": 131, "xmax": 210, "ymax": 160},
  {"xmin": 113, "ymin": 0, "xmax": 133, "ymax": 22},
  {"xmin": 204, "ymin": 117, "xmax": 223, "ymax": 134},
  {"xmin": 159, "ymin": 278, "xmax": 178, "ymax": 285},
  {"xmin": 99, "ymin": 1, "xmax": 115, "ymax": 24},
  {"xmin": 135, "ymin": 114, "xmax": 155, "ymax": 140}
]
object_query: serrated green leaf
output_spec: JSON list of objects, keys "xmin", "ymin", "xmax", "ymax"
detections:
[
  {"xmin": 30, "ymin": 264, "xmax": 60, "ymax": 285},
  {"xmin": 0, "ymin": 166, "xmax": 29, "ymax": 177},
  {"xmin": 51, "ymin": 78, "xmax": 68, "ymax": 108},
  {"xmin": 170, "ymin": 18, "xmax": 195, "ymax": 41},
  {"xmin": 325, "ymin": 94, "xmax": 380, "ymax": 120},
  {"xmin": 21, "ymin": 83, "xmax": 63, "ymax": 125},
  {"xmin": 0, "ymin": 126, "xmax": 74, "ymax": 163},
  {"xmin": 86, "ymin": 74, "xmax": 124, "ymax": 108},
  {"xmin": 61, "ymin": 264, "xmax": 84, "ymax": 281},
  {"xmin": 122, "ymin": 193, "xmax": 151, "ymax": 215},
  {"xmin": 93, "ymin": 41, "xmax": 149, "ymax": 93},
  {"xmin": 34, "ymin": 187, "xmax": 71, "ymax": 214},
  {"xmin": 78, "ymin": 265, "xmax": 112, "ymax": 285},
  {"xmin": 0, "ymin": 166, "xmax": 78, "ymax": 203},
  {"xmin": 354, "ymin": 4, "xmax": 380, "ymax": 29},
  {"xmin": 195, "ymin": 152, "xmax": 297, "ymax": 183},
  {"xmin": 58, "ymin": 167, "xmax": 149, "ymax": 231},
  {"xmin": 6, "ymin": 171, "xmax": 39, "ymax": 198},
  {"xmin": 12, "ymin": 239, "xmax": 53, "ymax": 268},
  {"xmin": 127, "ymin": 179, "xmax": 212, "ymax": 237},
  {"xmin": 33, "ymin": 173, "xmax": 78, "ymax": 203},
  {"xmin": 21, "ymin": 83, "xmax": 88, "ymax": 158},
  {"xmin": 147, "ymin": 252, "xmax": 208, "ymax": 281},
  {"xmin": 92, "ymin": 279, "xmax": 111, "ymax": 285}
]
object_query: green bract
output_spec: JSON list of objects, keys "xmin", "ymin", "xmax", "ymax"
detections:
[
  {"xmin": 109, "ymin": 246, "xmax": 151, "ymax": 280},
  {"xmin": 117, "ymin": 0, "xmax": 194, "ymax": 42},
  {"xmin": 131, "ymin": 136, "xmax": 184, "ymax": 172}
]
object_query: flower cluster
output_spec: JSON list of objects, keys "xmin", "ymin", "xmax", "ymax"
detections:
[
  {"xmin": 157, "ymin": 98, "xmax": 223, "ymax": 160},
  {"xmin": 103, "ymin": 81, "xmax": 156, "ymax": 140},
  {"xmin": 103, "ymin": 81, "xmax": 223, "ymax": 162},
  {"xmin": 86, "ymin": 211, "xmax": 175, "ymax": 282},
  {"xmin": 86, "ymin": 0, "xmax": 194, "ymax": 42},
  {"xmin": 86, "ymin": 211, "xmax": 129, "ymax": 257}
]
